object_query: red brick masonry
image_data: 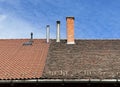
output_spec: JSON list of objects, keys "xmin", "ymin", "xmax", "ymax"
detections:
[{"xmin": 66, "ymin": 17, "xmax": 75, "ymax": 44}]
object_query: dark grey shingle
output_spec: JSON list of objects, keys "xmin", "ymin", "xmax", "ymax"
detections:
[{"xmin": 42, "ymin": 40, "xmax": 120, "ymax": 79}]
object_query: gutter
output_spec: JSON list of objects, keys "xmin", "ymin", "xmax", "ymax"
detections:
[{"xmin": 0, "ymin": 79, "xmax": 119, "ymax": 84}]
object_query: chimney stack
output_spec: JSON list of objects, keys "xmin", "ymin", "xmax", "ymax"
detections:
[
  {"xmin": 56, "ymin": 21, "xmax": 60, "ymax": 42},
  {"xmin": 46, "ymin": 25, "xmax": 50, "ymax": 43},
  {"xmin": 66, "ymin": 17, "xmax": 75, "ymax": 44}
]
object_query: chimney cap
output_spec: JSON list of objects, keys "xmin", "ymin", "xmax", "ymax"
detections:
[
  {"xmin": 31, "ymin": 32, "xmax": 33, "ymax": 35},
  {"xmin": 57, "ymin": 21, "xmax": 60, "ymax": 24},
  {"xmin": 66, "ymin": 17, "xmax": 75, "ymax": 20},
  {"xmin": 47, "ymin": 25, "xmax": 50, "ymax": 27}
]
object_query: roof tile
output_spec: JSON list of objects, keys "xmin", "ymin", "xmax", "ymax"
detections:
[
  {"xmin": 42, "ymin": 40, "xmax": 120, "ymax": 79},
  {"xmin": 0, "ymin": 39, "xmax": 49, "ymax": 80}
]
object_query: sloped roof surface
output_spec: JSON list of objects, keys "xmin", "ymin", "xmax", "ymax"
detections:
[
  {"xmin": 0, "ymin": 39, "xmax": 49, "ymax": 80},
  {"xmin": 42, "ymin": 40, "xmax": 120, "ymax": 79}
]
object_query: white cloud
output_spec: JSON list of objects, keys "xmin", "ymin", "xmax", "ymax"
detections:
[
  {"xmin": 0, "ymin": 14, "xmax": 45, "ymax": 39},
  {"xmin": 0, "ymin": 14, "xmax": 7, "ymax": 22}
]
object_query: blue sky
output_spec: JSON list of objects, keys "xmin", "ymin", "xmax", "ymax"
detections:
[{"xmin": 0, "ymin": 0, "xmax": 120, "ymax": 39}]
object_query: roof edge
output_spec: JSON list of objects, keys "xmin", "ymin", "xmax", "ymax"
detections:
[{"xmin": 0, "ymin": 79, "xmax": 120, "ymax": 83}]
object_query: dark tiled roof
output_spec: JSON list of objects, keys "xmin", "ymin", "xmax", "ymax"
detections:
[
  {"xmin": 42, "ymin": 40, "xmax": 120, "ymax": 79},
  {"xmin": 0, "ymin": 39, "xmax": 49, "ymax": 80}
]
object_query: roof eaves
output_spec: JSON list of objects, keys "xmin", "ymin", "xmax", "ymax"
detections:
[{"xmin": 0, "ymin": 79, "xmax": 119, "ymax": 84}]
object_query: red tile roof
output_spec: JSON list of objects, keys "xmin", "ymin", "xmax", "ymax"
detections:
[{"xmin": 0, "ymin": 39, "xmax": 49, "ymax": 80}]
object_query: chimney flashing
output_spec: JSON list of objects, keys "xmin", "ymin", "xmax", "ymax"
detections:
[{"xmin": 67, "ymin": 42, "xmax": 75, "ymax": 44}]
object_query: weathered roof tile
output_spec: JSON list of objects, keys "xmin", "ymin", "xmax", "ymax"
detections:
[{"xmin": 42, "ymin": 40, "xmax": 120, "ymax": 79}]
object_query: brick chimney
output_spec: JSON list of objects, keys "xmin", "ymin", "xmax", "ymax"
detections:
[{"xmin": 66, "ymin": 17, "xmax": 75, "ymax": 44}]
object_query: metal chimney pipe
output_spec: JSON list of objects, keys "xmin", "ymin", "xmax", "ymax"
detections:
[
  {"xmin": 30, "ymin": 32, "xmax": 33, "ymax": 42},
  {"xmin": 31, "ymin": 32, "xmax": 33, "ymax": 39},
  {"xmin": 46, "ymin": 25, "xmax": 50, "ymax": 43},
  {"xmin": 56, "ymin": 21, "xmax": 60, "ymax": 42}
]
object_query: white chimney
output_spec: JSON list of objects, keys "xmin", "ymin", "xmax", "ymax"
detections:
[
  {"xmin": 46, "ymin": 25, "xmax": 50, "ymax": 43},
  {"xmin": 56, "ymin": 21, "xmax": 60, "ymax": 42}
]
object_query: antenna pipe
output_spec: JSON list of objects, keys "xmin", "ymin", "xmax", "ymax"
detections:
[
  {"xmin": 56, "ymin": 21, "xmax": 60, "ymax": 42},
  {"xmin": 46, "ymin": 25, "xmax": 50, "ymax": 43}
]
